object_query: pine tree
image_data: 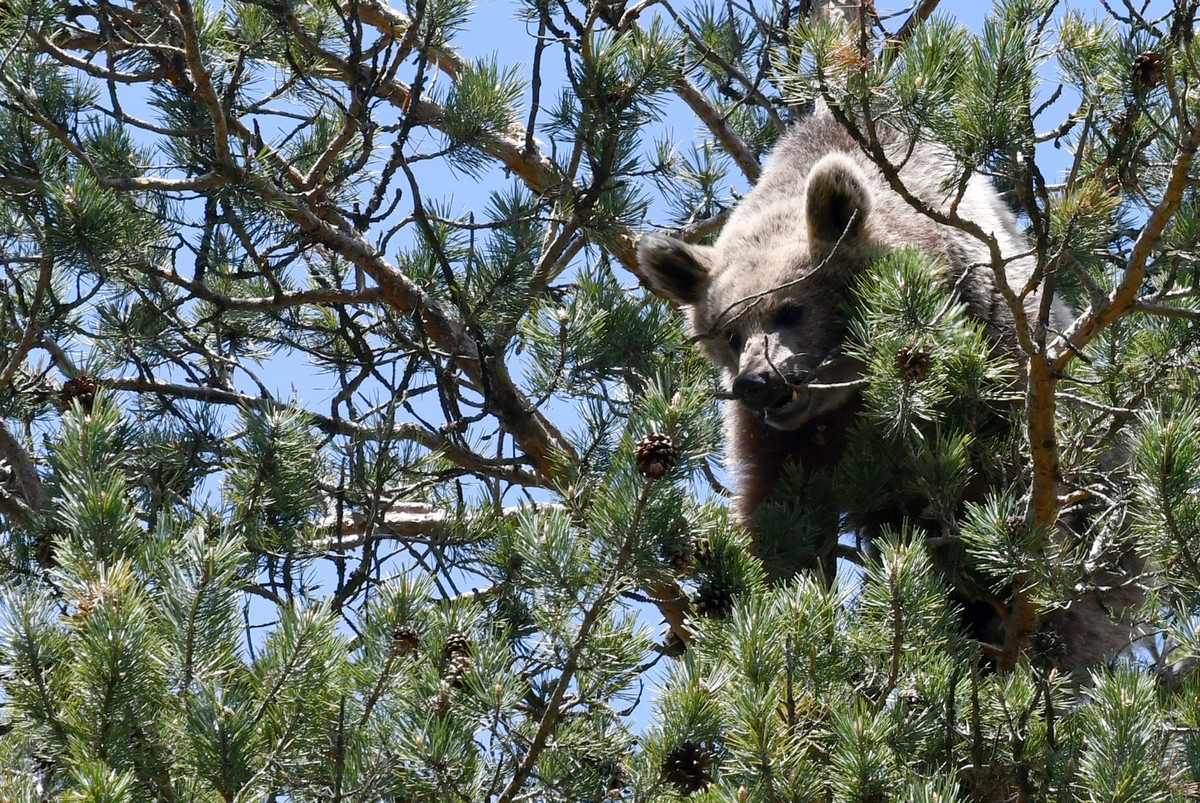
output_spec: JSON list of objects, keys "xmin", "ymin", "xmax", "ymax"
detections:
[{"xmin": 1, "ymin": 0, "xmax": 1200, "ymax": 800}]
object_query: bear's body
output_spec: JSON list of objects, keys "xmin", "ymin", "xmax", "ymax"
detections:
[
  {"xmin": 641, "ymin": 112, "xmax": 1053, "ymax": 521},
  {"xmin": 638, "ymin": 111, "xmax": 1137, "ymax": 672}
]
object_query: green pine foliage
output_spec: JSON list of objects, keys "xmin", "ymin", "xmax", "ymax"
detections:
[{"xmin": 4, "ymin": 0, "xmax": 1200, "ymax": 800}]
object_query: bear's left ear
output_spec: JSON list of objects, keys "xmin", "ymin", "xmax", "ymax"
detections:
[
  {"xmin": 806, "ymin": 153, "xmax": 872, "ymax": 245},
  {"xmin": 637, "ymin": 233, "xmax": 714, "ymax": 307}
]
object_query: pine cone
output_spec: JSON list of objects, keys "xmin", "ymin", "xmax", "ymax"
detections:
[
  {"xmin": 894, "ymin": 345, "xmax": 931, "ymax": 383},
  {"xmin": 1028, "ymin": 629, "xmax": 1068, "ymax": 671},
  {"xmin": 693, "ymin": 580, "xmax": 734, "ymax": 619},
  {"xmin": 692, "ymin": 537, "xmax": 715, "ymax": 570},
  {"xmin": 635, "ymin": 433, "xmax": 678, "ymax": 479},
  {"xmin": 1005, "ymin": 515, "xmax": 1028, "ymax": 540},
  {"xmin": 392, "ymin": 624, "xmax": 420, "ymax": 657},
  {"xmin": 443, "ymin": 652, "xmax": 473, "ymax": 689},
  {"xmin": 659, "ymin": 526, "xmax": 695, "ymax": 574},
  {"xmin": 1132, "ymin": 52, "xmax": 1165, "ymax": 91},
  {"xmin": 61, "ymin": 374, "xmax": 97, "ymax": 413},
  {"xmin": 442, "ymin": 632, "xmax": 471, "ymax": 661},
  {"xmin": 661, "ymin": 740, "xmax": 716, "ymax": 793}
]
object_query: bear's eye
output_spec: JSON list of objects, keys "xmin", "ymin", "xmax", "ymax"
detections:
[
  {"xmin": 774, "ymin": 303, "xmax": 804, "ymax": 328},
  {"xmin": 725, "ymin": 330, "xmax": 743, "ymax": 353}
]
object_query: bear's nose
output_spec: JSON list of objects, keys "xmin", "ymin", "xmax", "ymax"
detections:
[{"xmin": 732, "ymin": 370, "xmax": 789, "ymax": 410}]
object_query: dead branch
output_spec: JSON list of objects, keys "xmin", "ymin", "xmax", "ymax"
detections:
[{"xmin": 0, "ymin": 420, "xmax": 46, "ymax": 528}]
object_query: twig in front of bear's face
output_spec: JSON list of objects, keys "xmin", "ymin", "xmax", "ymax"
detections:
[
  {"xmin": 803, "ymin": 347, "xmax": 865, "ymax": 391},
  {"xmin": 711, "ymin": 353, "xmax": 864, "ymax": 399},
  {"xmin": 739, "ymin": 331, "xmax": 864, "ymax": 417},
  {"xmin": 762, "ymin": 333, "xmax": 788, "ymax": 384},
  {"xmin": 806, "ymin": 378, "xmax": 870, "ymax": 391},
  {"xmin": 761, "ymin": 333, "xmax": 834, "ymax": 390}
]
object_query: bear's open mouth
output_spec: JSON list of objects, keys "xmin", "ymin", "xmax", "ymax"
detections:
[{"xmin": 761, "ymin": 387, "xmax": 811, "ymax": 429}]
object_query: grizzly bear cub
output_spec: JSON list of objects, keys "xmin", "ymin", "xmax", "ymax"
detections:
[{"xmin": 638, "ymin": 110, "xmax": 1138, "ymax": 672}]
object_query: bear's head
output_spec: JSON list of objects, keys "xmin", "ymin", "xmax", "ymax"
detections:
[{"xmin": 639, "ymin": 153, "xmax": 879, "ymax": 430}]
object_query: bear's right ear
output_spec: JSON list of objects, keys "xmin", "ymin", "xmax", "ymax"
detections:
[
  {"xmin": 805, "ymin": 153, "xmax": 872, "ymax": 246},
  {"xmin": 637, "ymin": 233, "xmax": 713, "ymax": 307}
]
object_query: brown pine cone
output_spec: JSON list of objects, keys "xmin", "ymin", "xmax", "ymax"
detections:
[
  {"xmin": 693, "ymin": 580, "xmax": 735, "ymax": 619},
  {"xmin": 661, "ymin": 740, "xmax": 716, "ymax": 793},
  {"xmin": 1028, "ymin": 629, "xmax": 1068, "ymax": 671},
  {"xmin": 1132, "ymin": 52, "xmax": 1165, "ymax": 91},
  {"xmin": 392, "ymin": 624, "xmax": 420, "ymax": 657},
  {"xmin": 894, "ymin": 345, "xmax": 931, "ymax": 383},
  {"xmin": 443, "ymin": 652, "xmax": 473, "ymax": 689},
  {"xmin": 659, "ymin": 524, "xmax": 695, "ymax": 574},
  {"xmin": 442, "ymin": 632, "xmax": 471, "ymax": 661},
  {"xmin": 635, "ymin": 432, "xmax": 678, "ymax": 479},
  {"xmin": 61, "ymin": 374, "xmax": 97, "ymax": 412},
  {"xmin": 692, "ymin": 537, "xmax": 715, "ymax": 570}
]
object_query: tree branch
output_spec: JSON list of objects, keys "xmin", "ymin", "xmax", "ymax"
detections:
[
  {"xmin": 888, "ymin": 0, "xmax": 941, "ymax": 49},
  {"xmin": 1050, "ymin": 129, "xmax": 1200, "ymax": 372},
  {"xmin": 352, "ymin": 0, "xmax": 465, "ymax": 78},
  {"xmin": 313, "ymin": 501, "xmax": 559, "ymax": 550},
  {"xmin": 494, "ymin": 483, "xmax": 652, "ymax": 803},
  {"xmin": 0, "ymin": 420, "xmax": 45, "ymax": 528},
  {"xmin": 104, "ymin": 377, "xmax": 541, "ymax": 484},
  {"xmin": 672, "ymin": 76, "xmax": 761, "ymax": 183}
]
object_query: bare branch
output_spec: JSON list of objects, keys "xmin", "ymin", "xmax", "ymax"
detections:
[
  {"xmin": 672, "ymin": 76, "xmax": 761, "ymax": 183},
  {"xmin": 888, "ymin": 0, "xmax": 941, "ymax": 49},
  {"xmin": 353, "ymin": 0, "xmax": 465, "ymax": 78},
  {"xmin": 103, "ymin": 376, "xmax": 541, "ymax": 484},
  {"xmin": 0, "ymin": 255, "xmax": 53, "ymax": 388},
  {"xmin": 313, "ymin": 501, "xmax": 561, "ymax": 550},
  {"xmin": 0, "ymin": 420, "xmax": 45, "ymax": 527}
]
